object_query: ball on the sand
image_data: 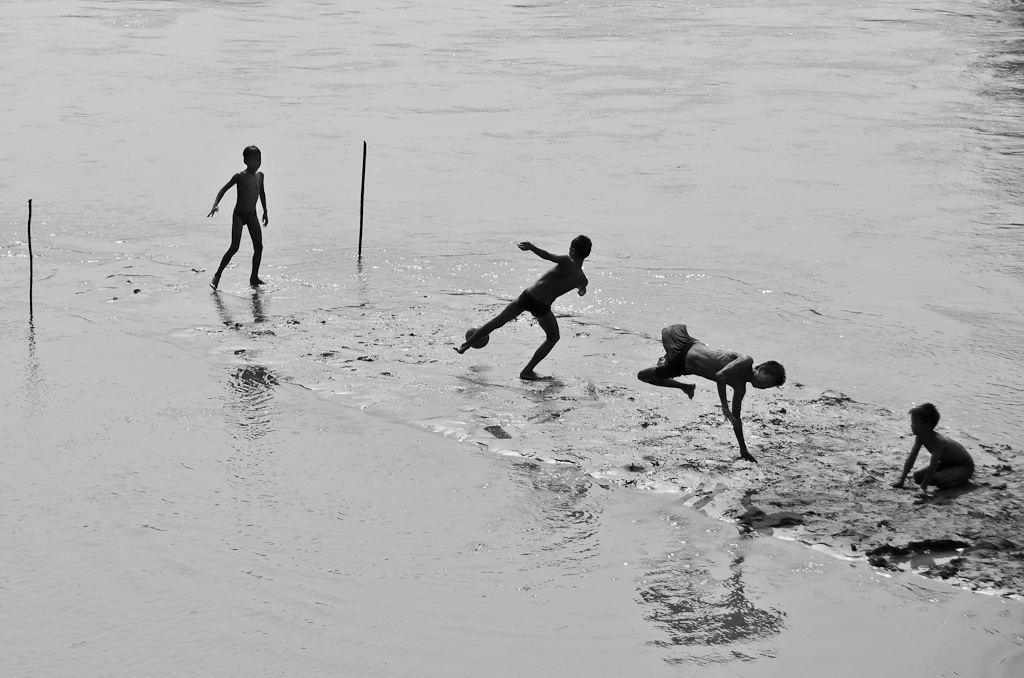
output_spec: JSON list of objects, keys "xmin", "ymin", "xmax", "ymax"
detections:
[{"xmin": 466, "ymin": 327, "xmax": 489, "ymax": 349}]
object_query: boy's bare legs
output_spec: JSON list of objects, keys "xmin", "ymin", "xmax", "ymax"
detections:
[
  {"xmin": 455, "ymin": 300, "xmax": 524, "ymax": 353},
  {"xmin": 913, "ymin": 465, "xmax": 974, "ymax": 489},
  {"xmin": 637, "ymin": 367, "xmax": 696, "ymax": 399},
  {"xmin": 520, "ymin": 312, "xmax": 559, "ymax": 380},
  {"xmin": 212, "ymin": 215, "xmax": 245, "ymax": 289},
  {"xmin": 247, "ymin": 219, "xmax": 265, "ymax": 286}
]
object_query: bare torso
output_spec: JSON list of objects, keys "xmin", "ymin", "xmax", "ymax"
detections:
[
  {"xmin": 922, "ymin": 432, "xmax": 974, "ymax": 468},
  {"xmin": 526, "ymin": 259, "xmax": 587, "ymax": 304},
  {"xmin": 234, "ymin": 171, "xmax": 263, "ymax": 212},
  {"xmin": 684, "ymin": 343, "xmax": 750, "ymax": 385}
]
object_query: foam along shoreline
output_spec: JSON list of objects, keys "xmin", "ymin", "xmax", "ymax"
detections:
[{"xmin": 590, "ymin": 388, "xmax": 1024, "ymax": 599}]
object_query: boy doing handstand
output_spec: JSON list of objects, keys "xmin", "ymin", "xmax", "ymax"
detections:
[
  {"xmin": 455, "ymin": 236, "xmax": 591, "ymax": 380},
  {"xmin": 637, "ymin": 324, "xmax": 786, "ymax": 463},
  {"xmin": 894, "ymin": 403, "xmax": 974, "ymax": 496},
  {"xmin": 208, "ymin": 145, "xmax": 268, "ymax": 289}
]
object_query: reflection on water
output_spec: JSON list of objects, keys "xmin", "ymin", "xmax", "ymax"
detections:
[
  {"xmin": 640, "ymin": 551, "xmax": 785, "ymax": 663},
  {"xmin": 355, "ymin": 260, "xmax": 369, "ymax": 308},
  {"xmin": 23, "ymin": 318, "xmax": 43, "ymax": 417},
  {"xmin": 212, "ymin": 291, "xmax": 232, "ymax": 327},
  {"xmin": 228, "ymin": 364, "xmax": 278, "ymax": 444},
  {"xmin": 210, "ymin": 289, "xmax": 277, "ymax": 443},
  {"xmin": 211, "ymin": 289, "xmax": 267, "ymax": 327},
  {"xmin": 250, "ymin": 290, "xmax": 267, "ymax": 324},
  {"xmin": 510, "ymin": 460, "xmax": 600, "ymax": 566},
  {"xmin": 509, "ymin": 459, "xmax": 787, "ymax": 662},
  {"xmin": 523, "ymin": 378, "xmax": 567, "ymax": 411}
]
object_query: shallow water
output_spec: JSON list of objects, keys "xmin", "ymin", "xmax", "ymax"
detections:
[
  {"xmin": 3, "ymin": 0, "xmax": 1024, "ymax": 674},
  {"xmin": 4, "ymin": 0, "xmax": 1024, "ymax": 440}
]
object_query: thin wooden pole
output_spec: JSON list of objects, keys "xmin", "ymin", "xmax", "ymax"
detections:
[
  {"xmin": 358, "ymin": 141, "xmax": 366, "ymax": 260},
  {"xmin": 27, "ymin": 199, "xmax": 33, "ymax": 316}
]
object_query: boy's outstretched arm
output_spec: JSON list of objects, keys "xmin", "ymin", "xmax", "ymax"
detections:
[
  {"xmin": 731, "ymin": 387, "xmax": 755, "ymax": 462},
  {"xmin": 259, "ymin": 176, "xmax": 269, "ymax": 227},
  {"xmin": 893, "ymin": 438, "xmax": 922, "ymax": 488},
  {"xmin": 208, "ymin": 175, "xmax": 238, "ymax": 217},
  {"xmin": 518, "ymin": 241, "xmax": 562, "ymax": 262},
  {"xmin": 717, "ymin": 381, "xmax": 738, "ymax": 427},
  {"xmin": 714, "ymin": 381, "xmax": 754, "ymax": 461}
]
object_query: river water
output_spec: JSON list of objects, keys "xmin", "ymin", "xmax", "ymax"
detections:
[{"xmin": 2, "ymin": 1, "xmax": 1024, "ymax": 675}]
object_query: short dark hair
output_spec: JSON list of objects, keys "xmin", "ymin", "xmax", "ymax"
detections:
[
  {"xmin": 909, "ymin": 402, "xmax": 940, "ymax": 427},
  {"xmin": 571, "ymin": 235, "xmax": 592, "ymax": 259},
  {"xmin": 757, "ymin": 360, "xmax": 786, "ymax": 386},
  {"xmin": 243, "ymin": 145, "xmax": 261, "ymax": 160}
]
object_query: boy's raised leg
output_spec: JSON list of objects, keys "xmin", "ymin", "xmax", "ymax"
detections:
[
  {"xmin": 637, "ymin": 367, "xmax": 695, "ymax": 399},
  {"xmin": 456, "ymin": 301, "xmax": 523, "ymax": 353}
]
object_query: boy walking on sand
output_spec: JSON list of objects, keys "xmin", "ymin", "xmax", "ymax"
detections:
[
  {"xmin": 894, "ymin": 403, "xmax": 974, "ymax": 497},
  {"xmin": 208, "ymin": 145, "xmax": 268, "ymax": 289},
  {"xmin": 455, "ymin": 236, "xmax": 591, "ymax": 380},
  {"xmin": 637, "ymin": 324, "xmax": 786, "ymax": 463}
]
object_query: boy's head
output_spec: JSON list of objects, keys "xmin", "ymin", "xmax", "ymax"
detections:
[
  {"xmin": 909, "ymin": 402, "xmax": 940, "ymax": 432},
  {"xmin": 243, "ymin": 145, "xmax": 262, "ymax": 170},
  {"xmin": 570, "ymin": 235, "xmax": 592, "ymax": 259},
  {"xmin": 751, "ymin": 360, "xmax": 786, "ymax": 389}
]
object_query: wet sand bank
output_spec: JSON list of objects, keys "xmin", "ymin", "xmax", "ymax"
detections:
[{"xmin": 603, "ymin": 388, "xmax": 1024, "ymax": 598}]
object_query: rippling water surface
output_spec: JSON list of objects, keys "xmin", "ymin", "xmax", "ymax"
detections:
[{"xmin": 3, "ymin": 0, "xmax": 1024, "ymax": 675}]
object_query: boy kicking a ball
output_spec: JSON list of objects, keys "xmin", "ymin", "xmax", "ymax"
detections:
[{"xmin": 456, "ymin": 236, "xmax": 591, "ymax": 380}]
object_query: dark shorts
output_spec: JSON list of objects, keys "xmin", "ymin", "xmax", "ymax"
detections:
[
  {"xmin": 654, "ymin": 324, "xmax": 700, "ymax": 379},
  {"xmin": 233, "ymin": 208, "xmax": 260, "ymax": 229},
  {"xmin": 517, "ymin": 289, "xmax": 552, "ymax": 318}
]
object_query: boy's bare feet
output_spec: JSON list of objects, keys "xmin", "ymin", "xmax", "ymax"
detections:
[
  {"xmin": 682, "ymin": 383, "xmax": 696, "ymax": 399},
  {"xmin": 454, "ymin": 345, "xmax": 470, "ymax": 354},
  {"xmin": 210, "ymin": 275, "xmax": 220, "ymax": 290},
  {"xmin": 250, "ymin": 277, "xmax": 265, "ymax": 287},
  {"xmin": 519, "ymin": 370, "xmax": 552, "ymax": 381}
]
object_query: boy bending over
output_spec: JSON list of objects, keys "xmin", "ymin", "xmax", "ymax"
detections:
[{"xmin": 637, "ymin": 324, "xmax": 786, "ymax": 463}]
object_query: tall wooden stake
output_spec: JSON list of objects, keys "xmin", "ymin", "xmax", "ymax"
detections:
[
  {"xmin": 358, "ymin": 141, "xmax": 366, "ymax": 260},
  {"xmin": 27, "ymin": 199, "xmax": 33, "ymax": 316}
]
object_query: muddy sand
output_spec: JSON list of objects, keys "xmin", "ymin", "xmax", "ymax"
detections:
[
  {"xmin": 586, "ymin": 387, "xmax": 1023, "ymax": 597},
  {"xmin": 275, "ymin": 303, "xmax": 1024, "ymax": 599}
]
